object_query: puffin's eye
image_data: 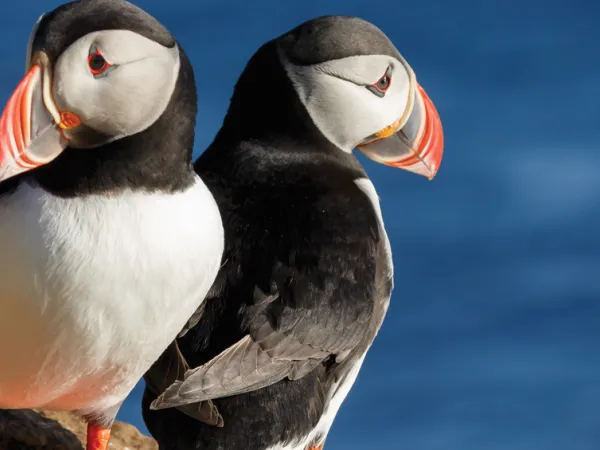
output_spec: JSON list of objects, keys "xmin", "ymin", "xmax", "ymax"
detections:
[
  {"xmin": 88, "ymin": 50, "xmax": 111, "ymax": 76},
  {"xmin": 367, "ymin": 68, "xmax": 393, "ymax": 98},
  {"xmin": 376, "ymin": 75, "xmax": 391, "ymax": 91}
]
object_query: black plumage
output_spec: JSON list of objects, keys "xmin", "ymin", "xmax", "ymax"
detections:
[{"xmin": 142, "ymin": 16, "xmax": 395, "ymax": 450}]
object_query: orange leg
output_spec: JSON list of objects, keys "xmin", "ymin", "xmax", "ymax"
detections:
[
  {"xmin": 308, "ymin": 446, "xmax": 323, "ymax": 450},
  {"xmin": 86, "ymin": 423, "xmax": 111, "ymax": 450}
]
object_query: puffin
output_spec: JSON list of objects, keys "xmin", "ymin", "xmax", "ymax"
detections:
[
  {"xmin": 142, "ymin": 15, "xmax": 444, "ymax": 450},
  {"xmin": 0, "ymin": 1, "xmax": 224, "ymax": 449}
]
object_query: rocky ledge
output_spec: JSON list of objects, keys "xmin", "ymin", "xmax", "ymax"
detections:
[{"xmin": 0, "ymin": 409, "xmax": 157, "ymax": 450}]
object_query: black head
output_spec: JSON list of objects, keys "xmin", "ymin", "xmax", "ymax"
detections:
[
  {"xmin": 30, "ymin": 0, "xmax": 175, "ymax": 64},
  {"xmin": 0, "ymin": 0, "xmax": 197, "ymax": 195},
  {"xmin": 278, "ymin": 15, "xmax": 402, "ymax": 65},
  {"xmin": 212, "ymin": 15, "xmax": 444, "ymax": 180}
]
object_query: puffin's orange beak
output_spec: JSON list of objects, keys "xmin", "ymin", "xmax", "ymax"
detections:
[
  {"xmin": 357, "ymin": 83, "xmax": 444, "ymax": 180},
  {"xmin": 0, "ymin": 54, "xmax": 80, "ymax": 183}
]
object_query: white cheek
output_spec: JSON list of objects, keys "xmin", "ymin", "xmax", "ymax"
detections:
[
  {"xmin": 375, "ymin": 67, "xmax": 411, "ymax": 126},
  {"xmin": 284, "ymin": 65, "xmax": 362, "ymax": 151},
  {"xmin": 320, "ymin": 85, "xmax": 387, "ymax": 148},
  {"xmin": 50, "ymin": 30, "xmax": 180, "ymax": 143},
  {"xmin": 52, "ymin": 36, "xmax": 97, "ymax": 117},
  {"xmin": 281, "ymin": 52, "xmax": 414, "ymax": 152},
  {"xmin": 284, "ymin": 64, "xmax": 412, "ymax": 151},
  {"xmin": 86, "ymin": 56, "xmax": 179, "ymax": 136}
]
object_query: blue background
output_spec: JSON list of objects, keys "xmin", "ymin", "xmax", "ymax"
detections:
[{"xmin": 1, "ymin": 1, "xmax": 599, "ymax": 449}]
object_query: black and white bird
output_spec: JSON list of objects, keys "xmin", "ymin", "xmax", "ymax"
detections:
[
  {"xmin": 0, "ymin": 1, "xmax": 223, "ymax": 449},
  {"xmin": 142, "ymin": 15, "xmax": 444, "ymax": 450}
]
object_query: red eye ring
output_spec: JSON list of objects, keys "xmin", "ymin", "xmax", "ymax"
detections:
[
  {"xmin": 373, "ymin": 72, "xmax": 392, "ymax": 93},
  {"xmin": 88, "ymin": 50, "xmax": 111, "ymax": 76}
]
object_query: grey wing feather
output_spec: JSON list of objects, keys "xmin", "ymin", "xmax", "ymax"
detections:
[
  {"xmin": 254, "ymin": 321, "xmax": 330, "ymax": 360},
  {"xmin": 151, "ymin": 335, "xmax": 291, "ymax": 410},
  {"xmin": 150, "ymin": 300, "xmax": 371, "ymax": 410},
  {"xmin": 144, "ymin": 341, "xmax": 224, "ymax": 426},
  {"xmin": 150, "ymin": 322, "xmax": 332, "ymax": 411},
  {"xmin": 151, "ymin": 239, "xmax": 384, "ymax": 412},
  {"xmin": 288, "ymin": 358, "xmax": 324, "ymax": 381}
]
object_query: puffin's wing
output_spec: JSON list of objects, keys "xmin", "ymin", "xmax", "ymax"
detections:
[
  {"xmin": 150, "ymin": 254, "xmax": 376, "ymax": 411},
  {"xmin": 144, "ymin": 341, "xmax": 224, "ymax": 426}
]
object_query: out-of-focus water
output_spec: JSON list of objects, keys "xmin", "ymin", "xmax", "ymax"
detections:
[{"xmin": 1, "ymin": 1, "xmax": 599, "ymax": 449}]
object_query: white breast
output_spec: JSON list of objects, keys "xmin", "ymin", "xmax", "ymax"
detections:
[{"xmin": 0, "ymin": 177, "xmax": 224, "ymax": 414}]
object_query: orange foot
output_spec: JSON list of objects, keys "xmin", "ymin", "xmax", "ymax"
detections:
[
  {"xmin": 86, "ymin": 423, "xmax": 111, "ymax": 450},
  {"xmin": 307, "ymin": 446, "xmax": 323, "ymax": 450}
]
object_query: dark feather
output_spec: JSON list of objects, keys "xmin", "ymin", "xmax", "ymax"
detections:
[
  {"xmin": 144, "ymin": 341, "xmax": 223, "ymax": 426},
  {"xmin": 142, "ymin": 24, "xmax": 394, "ymax": 450}
]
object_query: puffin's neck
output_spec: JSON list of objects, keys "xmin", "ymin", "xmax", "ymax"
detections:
[
  {"xmin": 210, "ymin": 41, "xmax": 343, "ymax": 156},
  {"xmin": 32, "ymin": 48, "xmax": 197, "ymax": 198}
]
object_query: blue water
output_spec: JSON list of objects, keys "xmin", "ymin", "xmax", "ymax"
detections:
[{"xmin": 2, "ymin": 1, "xmax": 599, "ymax": 449}]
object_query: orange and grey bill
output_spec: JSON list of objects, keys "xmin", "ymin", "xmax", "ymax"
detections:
[
  {"xmin": 357, "ymin": 83, "xmax": 444, "ymax": 180},
  {"xmin": 386, "ymin": 84, "xmax": 444, "ymax": 179},
  {"xmin": 0, "ymin": 59, "xmax": 76, "ymax": 183},
  {"xmin": 0, "ymin": 65, "xmax": 42, "ymax": 177}
]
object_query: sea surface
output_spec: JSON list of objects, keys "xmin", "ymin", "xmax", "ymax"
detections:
[{"xmin": 1, "ymin": 1, "xmax": 599, "ymax": 449}]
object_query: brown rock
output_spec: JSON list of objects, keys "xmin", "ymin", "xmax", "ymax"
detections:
[{"xmin": 0, "ymin": 409, "xmax": 157, "ymax": 450}]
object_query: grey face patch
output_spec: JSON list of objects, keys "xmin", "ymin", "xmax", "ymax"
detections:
[
  {"xmin": 51, "ymin": 29, "xmax": 181, "ymax": 148},
  {"xmin": 276, "ymin": 16, "xmax": 402, "ymax": 66},
  {"xmin": 274, "ymin": 17, "xmax": 417, "ymax": 154},
  {"xmin": 280, "ymin": 53, "xmax": 413, "ymax": 153}
]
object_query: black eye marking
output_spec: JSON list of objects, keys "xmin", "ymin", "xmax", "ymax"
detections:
[{"xmin": 366, "ymin": 66, "xmax": 393, "ymax": 98}]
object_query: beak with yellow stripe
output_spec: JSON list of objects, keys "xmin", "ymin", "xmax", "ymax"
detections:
[
  {"xmin": 0, "ymin": 7, "xmax": 181, "ymax": 186},
  {"xmin": 357, "ymin": 79, "xmax": 444, "ymax": 180}
]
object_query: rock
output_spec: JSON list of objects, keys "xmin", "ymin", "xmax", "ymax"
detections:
[{"xmin": 0, "ymin": 409, "xmax": 157, "ymax": 450}]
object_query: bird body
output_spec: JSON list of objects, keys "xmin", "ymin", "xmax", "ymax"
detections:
[
  {"xmin": 142, "ymin": 14, "xmax": 444, "ymax": 450},
  {"xmin": 144, "ymin": 138, "xmax": 395, "ymax": 450},
  {"xmin": 0, "ymin": 1, "xmax": 224, "ymax": 448}
]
